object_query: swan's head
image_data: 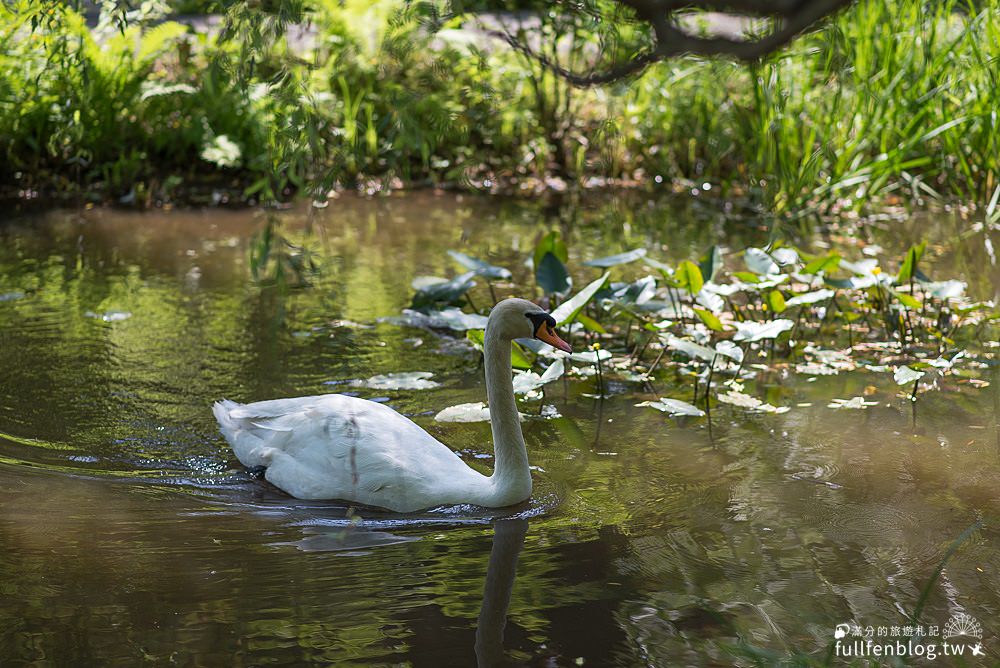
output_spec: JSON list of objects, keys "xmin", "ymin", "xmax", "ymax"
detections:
[{"xmin": 488, "ymin": 298, "xmax": 572, "ymax": 353}]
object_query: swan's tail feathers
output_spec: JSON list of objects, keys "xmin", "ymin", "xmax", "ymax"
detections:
[
  {"xmin": 213, "ymin": 399, "xmax": 243, "ymax": 444},
  {"xmin": 213, "ymin": 399, "xmax": 275, "ymax": 469}
]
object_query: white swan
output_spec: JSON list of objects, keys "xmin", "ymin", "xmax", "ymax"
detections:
[{"xmin": 213, "ymin": 298, "xmax": 572, "ymax": 512}]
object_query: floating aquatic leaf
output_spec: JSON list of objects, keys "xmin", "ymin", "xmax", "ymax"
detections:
[
  {"xmin": 745, "ymin": 248, "xmax": 779, "ymax": 275},
  {"xmin": 695, "ymin": 288, "xmax": 725, "ymax": 313},
  {"xmin": 753, "ymin": 275, "xmax": 790, "ymax": 290},
  {"xmin": 513, "ymin": 358, "xmax": 565, "ymax": 394},
  {"xmin": 85, "ymin": 310, "xmax": 132, "ymax": 322},
  {"xmin": 702, "ymin": 282, "xmax": 742, "ymax": 297},
  {"xmin": 714, "ymin": 340, "xmax": 744, "ymax": 363},
  {"xmin": 351, "ymin": 372, "xmax": 441, "ymax": 390},
  {"xmin": 611, "ymin": 275, "xmax": 656, "ymax": 306},
  {"xmin": 796, "ymin": 362, "xmax": 838, "ymax": 376},
  {"xmin": 721, "ymin": 275, "xmax": 789, "ymax": 294},
  {"xmin": 583, "ymin": 248, "xmax": 647, "ymax": 268},
  {"xmin": 388, "ymin": 308, "xmax": 488, "ymax": 331},
  {"xmin": 839, "ymin": 258, "xmax": 879, "ymax": 276},
  {"xmin": 928, "ymin": 351, "xmax": 966, "ymax": 369},
  {"xmin": 770, "ymin": 248, "xmax": 800, "ymax": 267},
  {"xmin": 637, "ymin": 398, "xmax": 705, "ymax": 417},
  {"xmin": 665, "ymin": 335, "xmax": 716, "ymax": 361},
  {"xmin": 410, "ymin": 272, "xmax": 477, "ymax": 310},
  {"xmin": 434, "ymin": 402, "xmax": 492, "ymax": 423},
  {"xmin": 328, "ymin": 319, "xmax": 374, "ymax": 330},
  {"xmin": 893, "ymin": 365, "xmax": 925, "ymax": 385},
  {"xmin": 551, "ymin": 272, "xmax": 609, "ymax": 324},
  {"xmin": 828, "ymin": 396, "xmax": 878, "ymax": 409},
  {"xmin": 716, "ymin": 390, "xmax": 790, "ymax": 414},
  {"xmin": 785, "ymin": 289, "xmax": 835, "ymax": 307},
  {"xmin": 412, "ymin": 276, "xmax": 445, "ymax": 290},
  {"xmin": 0, "ymin": 291, "xmax": 25, "ymax": 302},
  {"xmin": 446, "ymin": 250, "xmax": 511, "ymax": 280},
  {"xmin": 643, "ymin": 257, "xmax": 674, "ymax": 275},
  {"xmin": 848, "ymin": 275, "xmax": 879, "ymax": 289},
  {"xmin": 569, "ymin": 349, "xmax": 612, "ymax": 365},
  {"xmin": 922, "ymin": 280, "xmax": 966, "ymax": 300},
  {"xmin": 733, "ymin": 319, "xmax": 794, "ymax": 342}
]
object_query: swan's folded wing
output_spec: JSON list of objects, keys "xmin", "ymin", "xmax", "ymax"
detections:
[
  {"xmin": 217, "ymin": 393, "xmax": 477, "ymax": 507},
  {"xmin": 229, "ymin": 396, "xmax": 321, "ymax": 420}
]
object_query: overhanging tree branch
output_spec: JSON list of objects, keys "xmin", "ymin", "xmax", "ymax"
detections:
[{"xmin": 470, "ymin": 0, "xmax": 855, "ymax": 86}]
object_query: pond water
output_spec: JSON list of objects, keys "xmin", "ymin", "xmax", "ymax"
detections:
[{"xmin": 1, "ymin": 193, "xmax": 998, "ymax": 667}]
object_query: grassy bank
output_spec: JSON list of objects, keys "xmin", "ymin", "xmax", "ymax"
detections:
[{"xmin": 1, "ymin": 0, "xmax": 998, "ymax": 215}]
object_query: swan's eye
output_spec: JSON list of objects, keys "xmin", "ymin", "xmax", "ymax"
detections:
[{"xmin": 525, "ymin": 311, "xmax": 551, "ymax": 335}]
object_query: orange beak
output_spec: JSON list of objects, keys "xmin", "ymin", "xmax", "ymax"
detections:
[{"xmin": 536, "ymin": 324, "xmax": 572, "ymax": 353}]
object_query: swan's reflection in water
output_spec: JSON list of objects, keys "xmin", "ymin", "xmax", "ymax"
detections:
[
  {"xmin": 476, "ymin": 518, "xmax": 528, "ymax": 668},
  {"xmin": 276, "ymin": 510, "xmax": 533, "ymax": 664}
]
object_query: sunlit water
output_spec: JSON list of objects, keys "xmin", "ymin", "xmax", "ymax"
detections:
[{"xmin": 1, "ymin": 193, "xmax": 999, "ymax": 667}]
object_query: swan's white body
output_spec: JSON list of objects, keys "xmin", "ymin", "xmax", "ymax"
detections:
[{"xmin": 213, "ymin": 298, "xmax": 569, "ymax": 512}]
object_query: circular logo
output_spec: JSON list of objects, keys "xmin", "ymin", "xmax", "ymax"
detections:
[{"xmin": 943, "ymin": 613, "xmax": 983, "ymax": 641}]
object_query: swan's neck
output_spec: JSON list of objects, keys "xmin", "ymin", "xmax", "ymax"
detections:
[{"xmin": 483, "ymin": 326, "xmax": 531, "ymax": 504}]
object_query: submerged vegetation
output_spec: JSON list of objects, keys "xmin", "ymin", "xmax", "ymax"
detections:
[{"xmin": 2, "ymin": 0, "xmax": 999, "ymax": 215}]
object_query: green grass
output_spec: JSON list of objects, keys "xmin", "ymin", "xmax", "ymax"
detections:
[{"xmin": 1, "ymin": 0, "xmax": 998, "ymax": 213}]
